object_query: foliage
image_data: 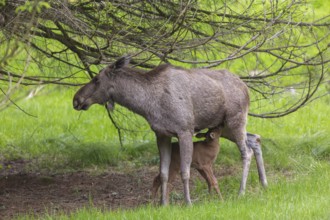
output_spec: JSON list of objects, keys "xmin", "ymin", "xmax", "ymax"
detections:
[
  {"xmin": 0, "ymin": 1, "xmax": 329, "ymax": 218},
  {"xmin": 0, "ymin": 0, "xmax": 329, "ymax": 118},
  {"xmin": 15, "ymin": 1, "xmax": 50, "ymax": 13}
]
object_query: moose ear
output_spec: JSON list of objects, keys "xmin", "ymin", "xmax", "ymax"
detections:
[
  {"xmin": 113, "ymin": 55, "xmax": 131, "ymax": 69},
  {"xmin": 104, "ymin": 55, "xmax": 131, "ymax": 76}
]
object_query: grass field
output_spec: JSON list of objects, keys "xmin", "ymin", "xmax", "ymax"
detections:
[
  {"xmin": 0, "ymin": 84, "xmax": 329, "ymax": 219},
  {"xmin": 1, "ymin": 0, "xmax": 329, "ymax": 218},
  {"xmin": 43, "ymin": 165, "xmax": 330, "ymax": 220}
]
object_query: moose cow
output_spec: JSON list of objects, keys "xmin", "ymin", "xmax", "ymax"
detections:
[{"xmin": 73, "ymin": 56, "xmax": 267, "ymax": 205}]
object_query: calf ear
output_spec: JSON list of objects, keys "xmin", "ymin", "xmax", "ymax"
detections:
[
  {"xmin": 209, "ymin": 132, "xmax": 216, "ymax": 139},
  {"xmin": 114, "ymin": 55, "xmax": 131, "ymax": 69}
]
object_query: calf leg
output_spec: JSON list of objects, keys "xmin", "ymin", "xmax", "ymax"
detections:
[
  {"xmin": 212, "ymin": 174, "xmax": 222, "ymax": 199},
  {"xmin": 199, "ymin": 166, "xmax": 223, "ymax": 200},
  {"xmin": 152, "ymin": 173, "xmax": 177, "ymax": 203},
  {"xmin": 178, "ymin": 131, "xmax": 194, "ymax": 205},
  {"xmin": 152, "ymin": 174, "xmax": 161, "ymax": 202},
  {"xmin": 196, "ymin": 169, "xmax": 212, "ymax": 193},
  {"xmin": 156, "ymin": 134, "xmax": 172, "ymax": 205}
]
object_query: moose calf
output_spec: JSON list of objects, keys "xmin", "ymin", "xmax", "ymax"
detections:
[{"xmin": 152, "ymin": 127, "xmax": 222, "ymax": 202}]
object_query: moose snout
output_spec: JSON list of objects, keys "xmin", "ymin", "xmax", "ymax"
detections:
[
  {"xmin": 73, "ymin": 99, "xmax": 79, "ymax": 110},
  {"xmin": 73, "ymin": 96, "xmax": 85, "ymax": 110}
]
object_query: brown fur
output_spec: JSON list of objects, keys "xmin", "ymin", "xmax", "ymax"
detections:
[
  {"xmin": 73, "ymin": 56, "xmax": 267, "ymax": 205},
  {"xmin": 152, "ymin": 128, "xmax": 222, "ymax": 202}
]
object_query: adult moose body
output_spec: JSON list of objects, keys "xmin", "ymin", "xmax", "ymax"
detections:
[{"xmin": 73, "ymin": 56, "xmax": 267, "ymax": 205}]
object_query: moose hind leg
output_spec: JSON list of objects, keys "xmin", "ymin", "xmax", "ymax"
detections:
[
  {"xmin": 237, "ymin": 138, "xmax": 253, "ymax": 196},
  {"xmin": 223, "ymin": 113, "xmax": 253, "ymax": 196},
  {"xmin": 246, "ymin": 133, "xmax": 268, "ymax": 187}
]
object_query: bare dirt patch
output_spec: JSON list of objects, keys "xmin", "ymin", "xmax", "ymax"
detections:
[{"xmin": 0, "ymin": 159, "xmax": 234, "ymax": 219}]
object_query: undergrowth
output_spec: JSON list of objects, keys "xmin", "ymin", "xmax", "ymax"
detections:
[{"xmin": 1, "ymin": 84, "xmax": 329, "ymax": 219}]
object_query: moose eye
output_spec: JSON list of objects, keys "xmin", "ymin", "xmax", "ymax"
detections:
[{"xmin": 92, "ymin": 77, "xmax": 100, "ymax": 84}]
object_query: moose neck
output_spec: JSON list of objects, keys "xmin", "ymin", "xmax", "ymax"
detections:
[{"xmin": 111, "ymin": 67, "xmax": 158, "ymax": 118}]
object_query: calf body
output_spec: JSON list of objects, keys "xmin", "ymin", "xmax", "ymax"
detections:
[
  {"xmin": 152, "ymin": 128, "xmax": 222, "ymax": 203},
  {"xmin": 73, "ymin": 56, "xmax": 267, "ymax": 205}
]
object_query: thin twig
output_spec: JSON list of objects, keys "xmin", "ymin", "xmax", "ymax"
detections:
[{"xmin": 0, "ymin": 87, "xmax": 37, "ymax": 117}]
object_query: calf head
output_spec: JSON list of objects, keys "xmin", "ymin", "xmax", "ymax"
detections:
[
  {"xmin": 73, "ymin": 56, "xmax": 130, "ymax": 111},
  {"xmin": 195, "ymin": 127, "xmax": 222, "ymax": 142}
]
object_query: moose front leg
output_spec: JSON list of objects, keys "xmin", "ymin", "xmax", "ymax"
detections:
[
  {"xmin": 178, "ymin": 131, "xmax": 194, "ymax": 205},
  {"xmin": 156, "ymin": 134, "xmax": 172, "ymax": 205}
]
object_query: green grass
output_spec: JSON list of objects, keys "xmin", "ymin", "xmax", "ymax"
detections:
[
  {"xmin": 1, "ymin": 0, "xmax": 329, "ymax": 217},
  {"xmin": 1, "ymin": 84, "xmax": 330, "ymax": 219},
  {"xmin": 18, "ymin": 162, "xmax": 330, "ymax": 220},
  {"xmin": 0, "ymin": 86, "xmax": 156, "ymax": 170}
]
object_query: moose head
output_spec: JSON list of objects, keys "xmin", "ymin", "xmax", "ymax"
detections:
[{"xmin": 73, "ymin": 56, "xmax": 131, "ymax": 111}]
